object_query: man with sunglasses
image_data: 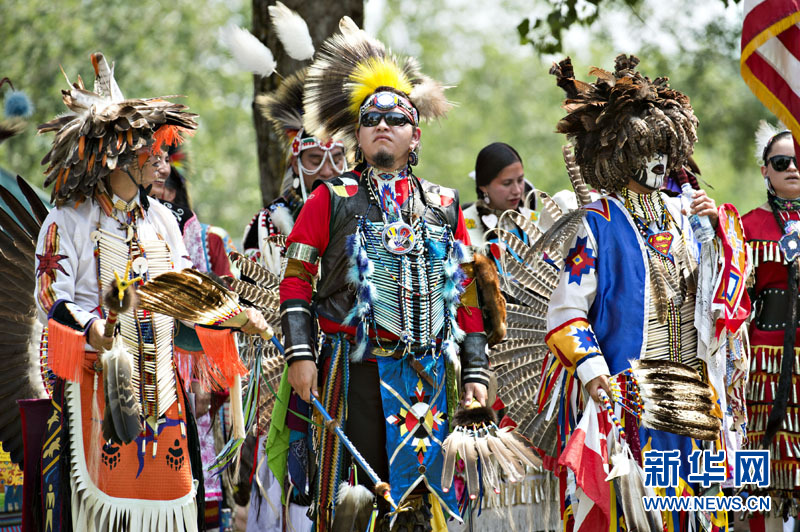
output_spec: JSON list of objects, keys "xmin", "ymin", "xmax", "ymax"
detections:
[
  {"xmin": 278, "ymin": 21, "xmax": 491, "ymax": 529},
  {"xmin": 741, "ymin": 125, "xmax": 800, "ymax": 527}
]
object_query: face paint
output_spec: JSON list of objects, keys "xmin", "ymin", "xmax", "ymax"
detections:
[{"xmin": 633, "ymin": 153, "xmax": 668, "ymax": 190}]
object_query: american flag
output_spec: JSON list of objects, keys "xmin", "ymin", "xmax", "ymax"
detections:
[{"xmin": 741, "ymin": 0, "xmax": 800, "ymax": 152}]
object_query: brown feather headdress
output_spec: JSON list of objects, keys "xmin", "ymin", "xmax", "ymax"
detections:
[
  {"xmin": 302, "ymin": 17, "xmax": 452, "ymax": 151},
  {"xmin": 38, "ymin": 52, "xmax": 198, "ymax": 206},
  {"xmin": 550, "ymin": 54, "xmax": 698, "ymax": 192},
  {"xmin": 256, "ymin": 69, "xmax": 307, "ymax": 142}
]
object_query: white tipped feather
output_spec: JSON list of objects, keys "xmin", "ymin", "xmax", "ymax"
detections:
[
  {"xmin": 754, "ymin": 119, "xmax": 787, "ymax": 163},
  {"xmin": 339, "ymin": 16, "xmax": 360, "ymax": 34},
  {"xmin": 268, "ymin": 1, "xmax": 315, "ymax": 61},
  {"xmin": 220, "ymin": 24, "xmax": 276, "ymax": 77}
]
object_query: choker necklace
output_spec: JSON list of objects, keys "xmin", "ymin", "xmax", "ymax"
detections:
[
  {"xmin": 366, "ymin": 166, "xmax": 417, "ymax": 255},
  {"xmin": 768, "ymin": 192, "xmax": 800, "ymax": 213}
]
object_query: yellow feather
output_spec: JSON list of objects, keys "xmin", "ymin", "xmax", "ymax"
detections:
[{"xmin": 347, "ymin": 57, "xmax": 412, "ymax": 116}]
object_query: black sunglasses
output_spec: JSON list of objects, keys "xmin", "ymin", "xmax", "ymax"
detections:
[
  {"xmin": 768, "ymin": 155, "xmax": 798, "ymax": 172},
  {"xmin": 359, "ymin": 111, "xmax": 410, "ymax": 128}
]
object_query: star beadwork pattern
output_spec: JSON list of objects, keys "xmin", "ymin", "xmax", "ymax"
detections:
[
  {"xmin": 564, "ymin": 236, "xmax": 596, "ymax": 285},
  {"xmin": 36, "ymin": 223, "xmax": 68, "ymax": 279},
  {"xmin": 386, "ymin": 379, "xmax": 446, "ymax": 464},
  {"xmin": 36, "ymin": 223, "xmax": 69, "ymax": 311}
]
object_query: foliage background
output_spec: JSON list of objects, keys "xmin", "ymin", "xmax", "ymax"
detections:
[{"xmin": 0, "ymin": 0, "xmax": 774, "ymax": 244}]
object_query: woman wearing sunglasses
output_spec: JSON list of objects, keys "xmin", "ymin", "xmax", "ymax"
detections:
[{"xmin": 741, "ymin": 122, "xmax": 800, "ymax": 525}]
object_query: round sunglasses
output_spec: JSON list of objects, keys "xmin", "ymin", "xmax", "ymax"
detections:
[
  {"xmin": 768, "ymin": 154, "xmax": 798, "ymax": 172},
  {"xmin": 359, "ymin": 111, "xmax": 410, "ymax": 128}
]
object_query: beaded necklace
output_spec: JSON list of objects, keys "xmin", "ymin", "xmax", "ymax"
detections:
[{"xmin": 621, "ymin": 187, "xmax": 685, "ymax": 362}]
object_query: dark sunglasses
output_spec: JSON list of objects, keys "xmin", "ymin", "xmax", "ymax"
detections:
[
  {"xmin": 768, "ymin": 155, "xmax": 798, "ymax": 172},
  {"xmin": 359, "ymin": 111, "xmax": 410, "ymax": 128}
]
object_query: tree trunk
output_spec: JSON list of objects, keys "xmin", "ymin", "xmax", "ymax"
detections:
[{"xmin": 252, "ymin": 0, "xmax": 364, "ymax": 206}]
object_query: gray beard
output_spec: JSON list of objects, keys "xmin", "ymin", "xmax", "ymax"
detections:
[{"xmin": 372, "ymin": 150, "xmax": 396, "ymax": 170}]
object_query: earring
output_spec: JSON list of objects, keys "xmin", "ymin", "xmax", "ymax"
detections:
[
  {"xmin": 408, "ymin": 150, "xmax": 418, "ymax": 166},
  {"xmin": 483, "ymin": 192, "xmax": 491, "ymax": 205},
  {"xmin": 355, "ymin": 146, "xmax": 363, "ymax": 163}
]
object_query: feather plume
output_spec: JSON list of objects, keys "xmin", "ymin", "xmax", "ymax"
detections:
[
  {"xmin": 136, "ymin": 269, "xmax": 243, "ymax": 326},
  {"xmin": 303, "ymin": 16, "xmax": 449, "ymax": 150},
  {"xmin": 563, "ymin": 144, "xmax": 592, "ymax": 206},
  {"xmin": 90, "ymin": 53, "xmax": 124, "ymax": 103},
  {"xmin": 331, "ymin": 482, "xmax": 374, "ymax": 532},
  {"xmin": 474, "ymin": 435, "xmax": 500, "ymax": 493},
  {"xmin": 631, "ymin": 359, "xmax": 721, "ymax": 440},
  {"xmin": 101, "ymin": 336, "xmax": 142, "ymax": 444},
  {"xmin": 408, "ymin": 76, "xmax": 453, "ymax": 121},
  {"xmin": 495, "ymin": 427, "xmax": 541, "ymax": 469},
  {"xmin": 754, "ymin": 119, "xmax": 788, "ymax": 163},
  {"xmin": 0, "ymin": 178, "xmax": 48, "ymax": 466},
  {"xmin": 460, "ymin": 433, "xmax": 480, "ymax": 500},
  {"xmin": 230, "ymin": 251, "xmax": 281, "ymax": 291},
  {"xmin": 348, "ymin": 57, "xmax": 413, "ymax": 117},
  {"xmin": 552, "ymin": 54, "xmax": 698, "ymax": 191},
  {"xmin": 227, "ymin": 278, "xmax": 278, "ymax": 312},
  {"xmin": 498, "ymin": 210, "xmax": 542, "ymax": 243},
  {"xmin": 268, "ymin": 1, "xmax": 315, "ymax": 61},
  {"xmin": 486, "ymin": 432, "xmax": 524, "ymax": 482},
  {"xmin": 256, "ymin": 70, "xmax": 307, "ymax": 138},
  {"xmin": 220, "ymin": 24, "xmax": 276, "ymax": 77},
  {"xmin": 532, "ymin": 208, "xmax": 586, "ymax": 259},
  {"xmin": 440, "ymin": 429, "xmax": 463, "ymax": 491},
  {"xmin": 39, "ymin": 53, "xmax": 197, "ymax": 205},
  {"xmin": 268, "ymin": 202, "xmax": 295, "ymax": 236},
  {"xmin": 0, "ymin": 183, "xmax": 41, "ymax": 239},
  {"xmin": 339, "ymin": 15, "xmax": 360, "ymax": 34}
]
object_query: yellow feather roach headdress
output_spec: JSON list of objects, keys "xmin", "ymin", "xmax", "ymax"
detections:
[{"xmin": 303, "ymin": 17, "xmax": 452, "ymax": 151}]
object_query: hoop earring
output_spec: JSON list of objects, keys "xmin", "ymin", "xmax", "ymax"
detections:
[{"xmin": 408, "ymin": 150, "xmax": 418, "ymax": 166}]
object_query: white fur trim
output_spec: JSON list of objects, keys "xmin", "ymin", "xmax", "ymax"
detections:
[
  {"xmin": 66, "ymin": 382, "xmax": 198, "ymax": 532},
  {"xmin": 270, "ymin": 204, "xmax": 295, "ymax": 237}
]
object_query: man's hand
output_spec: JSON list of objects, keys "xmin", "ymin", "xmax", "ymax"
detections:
[
  {"xmin": 585, "ymin": 374, "xmax": 611, "ymax": 404},
  {"xmin": 462, "ymin": 382, "xmax": 488, "ymax": 407},
  {"xmin": 684, "ymin": 189, "xmax": 718, "ymax": 228},
  {"xmin": 287, "ymin": 360, "xmax": 318, "ymax": 403},
  {"xmin": 240, "ymin": 307, "xmax": 268, "ymax": 336},
  {"xmin": 87, "ymin": 319, "xmax": 113, "ymax": 352}
]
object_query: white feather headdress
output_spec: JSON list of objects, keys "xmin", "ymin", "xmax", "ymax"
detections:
[
  {"xmin": 220, "ymin": 24, "xmax": 276, "ymax": 77},
  {"xmin": 268, "ymin": 1, "xmax": 315, "ymax": 61},
  {"xmin": 754, "ymin": 119, "xmax": 789, "ymax": 164}
]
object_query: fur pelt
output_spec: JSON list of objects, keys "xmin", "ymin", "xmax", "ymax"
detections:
[
  {"xmin": 452, "ymin": 404, "xmax": 497, "ymax": 427},
  {"xmin": 473, "ymin": 252, "xmax": 507, "ymax": 346}
]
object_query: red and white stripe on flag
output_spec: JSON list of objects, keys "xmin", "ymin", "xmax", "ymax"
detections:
[
  {"xmin": 741, "ymin": 0, "xmax": 800, "ymax": 151},
  {"xmin": 559, "ymin": 401, "xmax": 613, "ymax": 532}
]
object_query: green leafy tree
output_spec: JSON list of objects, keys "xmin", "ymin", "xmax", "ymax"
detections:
[{"xmin": 1, "ymin": 0, "xmax": 258, "ymax": 235}]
